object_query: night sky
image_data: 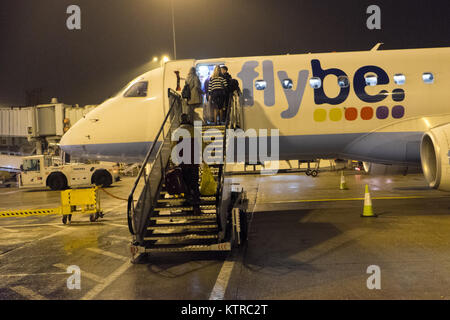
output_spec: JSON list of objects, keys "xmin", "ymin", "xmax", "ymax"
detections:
[{"xmin": 0, "ymin": 0, "xmax": 448, "ymax": 107}]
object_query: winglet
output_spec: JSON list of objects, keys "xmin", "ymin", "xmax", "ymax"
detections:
[{"xmin": 371, "ymin": 43, "xmax": 384, "ymax": 51}]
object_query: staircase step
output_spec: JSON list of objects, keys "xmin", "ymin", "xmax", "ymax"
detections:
[
  {"xmin": 147, "ymin": 222, "xmax": 218, "ymax": 230},
  {"xmin": 144, "ymin": 232, "xmax": 218, "ymax": 240},
  {"xmin": 156, "ymin": 210, "xmax": 217, "ymax": 216},
  {"xmin": 157, "ymin": 197, "xmax": 216, "ymax": 204},
  {"xmin": 158, "ymin": 192, "xmax": 216, "ymax": 200},
  {"xmin": 202, "ymin": 125, "xmax": 226, "ymax": 130},
  {"xmin": 154, "ymin": 204, "xmax": 216, "ymax": 212},
  {"xmin": 150, "ymin": 213, "xmax": 217, "ymax": 220},
  {"xmin": 143, "ymin": 243, "xmax": 231, "ymax": 252}
]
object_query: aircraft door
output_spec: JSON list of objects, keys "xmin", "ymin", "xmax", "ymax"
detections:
[{"xmin": 162, "ymin": 59, "xmax": 196, "ymax": 116}]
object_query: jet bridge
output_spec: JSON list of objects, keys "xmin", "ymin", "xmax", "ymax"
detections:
[{"xmin": 127, "ymin": 89, "xmax": 248, "ymax": 262}]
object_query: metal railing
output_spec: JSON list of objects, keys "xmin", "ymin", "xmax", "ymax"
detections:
[
  {"xmin": 229, "ymin": 91, "xmax": 243, "ymax": 129},
  {"xmin": 214, "ymin": 91, "xmax": 243, "ymax": 235},
  {"xmin": 127, "ymin": 89, "xmax": 182, "ymax": 242},
  {"xmin": 127, "ymin": 89, "xmax": 242, "ymax": 244}
]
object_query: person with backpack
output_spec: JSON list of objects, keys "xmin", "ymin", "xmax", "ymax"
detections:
[
  {"xmin": 182, "ymin": 67, "xmax": 203, "ymax": 122},
  {"xmin": 220, "ymin": 66, "xmax": 235, "ymax": 122},
  {"xmin": 208, "ymin": 65, "xmax": 228, "ymax": 125},
  {"xmin": 169, "ymin": 113, "xmax": 202, "ymax": 215}
]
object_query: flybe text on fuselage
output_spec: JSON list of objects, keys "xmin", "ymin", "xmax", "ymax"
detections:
[{"xmin": 236, "ymin": 59, "xmax": 405, "ymax": 121}]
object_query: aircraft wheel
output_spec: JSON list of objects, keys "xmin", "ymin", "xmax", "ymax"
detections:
[
  {"xmin": 311, "ymin": 170, "xmax": 318, "ymax": 177},
  {"xmin": 305, "ymin": 169, "xmax": 312, "ymax": 176}
]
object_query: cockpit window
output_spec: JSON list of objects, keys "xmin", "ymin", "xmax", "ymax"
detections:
[{"xmin": 124, "ymin": 81, "xmax": 148, "ymax": 97}]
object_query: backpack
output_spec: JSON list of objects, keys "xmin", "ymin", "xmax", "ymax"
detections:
[
  {"xmin": 229, "ymin": 79, "xmax": 240, "ymax": 93},
  {"xmin": 165, "ymin": 166, "xmax": 187, "ymax": 195},
  {"xmin": 182, "ymin": 83, "xmax": 191, "ymax": 100}
]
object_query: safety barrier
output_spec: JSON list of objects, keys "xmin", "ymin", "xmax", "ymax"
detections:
[{"xmin": 0, "ymin": 187, "xmax": 103, "ymax": 224}]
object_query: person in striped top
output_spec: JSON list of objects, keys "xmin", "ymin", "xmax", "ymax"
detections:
[{"xmin": 208, "ymin": 65, "xmax": 228, "ymax": 124}]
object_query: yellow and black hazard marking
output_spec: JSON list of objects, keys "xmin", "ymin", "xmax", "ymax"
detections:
[
  {"xmin": 0, "ymin": 208, "xmax": 61, "ymax": 218},
  {"xmin": 0, "ymin": 187, "xmax": 103, "ymax": 224}
]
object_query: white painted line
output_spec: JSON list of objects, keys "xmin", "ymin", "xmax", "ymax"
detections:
[
  {"xmin": 0, "ymin": 222, "xmax": 65, "ymax": 228},
  {"xmin": 0, "ymin": 228, "xmax": 71, "ymax": 260},
  {"xmin": 101, "ymin": 222, "xmax": 128, "ymax": 228},
  {"xmin": 10, "ymin": 286, "xmax": 47, "ymax": 300},
  {"xmin": 102, "ymin": 203, "xmax": 127, "ymax": 214},
  {"xmin": 209, "ymin": 257, "xmax": 235, "ymax": 300},
  {"xmin": 107, "ymin": 235, "xmax": 130, "ymax": 241},
  {"xmin": 0, "ymin": 226, "xmax": 19, "ymax": 233},
  {"xmin": 0, "ymin": 190, "xmax": 20, "ymax": 196},
  {"xmin": 209, "ymin": 180, "xmax": 259, "ymax": 300},
  {"xmin": 53, "ymin": 263, "xmax": 104, "ymax": 283},
  {"xmin": 39, "ymin": 228, "xmax": 72, "ymax": 241},
  {"xmin": 86, "ymin": 248, "xmax": 128, "ymax": 261},
  {"xmin": 81, "ymin": 261, "xmax": 133, "ymax": 300},
  {"xmin": 0, "ymin": 272, "xmax": 66, "ymax": 277}
]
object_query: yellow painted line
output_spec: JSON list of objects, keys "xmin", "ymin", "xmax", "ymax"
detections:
[{"xmin": 258, "ymin": 195, "xmax": 444, "ymax": 204}]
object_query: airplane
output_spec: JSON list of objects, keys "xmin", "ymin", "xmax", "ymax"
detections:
[{"xmin": 60, "ymin": 45, "xmax": 450, "ymax": 191}]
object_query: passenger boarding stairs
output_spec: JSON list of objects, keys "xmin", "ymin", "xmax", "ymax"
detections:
[{"xmin": 127, "ymin": 89, "xmax": 247, "ymax": 261}]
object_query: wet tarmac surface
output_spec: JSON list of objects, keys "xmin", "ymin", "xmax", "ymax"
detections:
[{"xmin": 1, "ymin": 172, "xmax": 450, "ymax": 299}]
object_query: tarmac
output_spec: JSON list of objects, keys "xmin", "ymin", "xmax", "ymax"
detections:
[{"xmin": 1, "ymin": 170, "xmax": 450, "ymax": 300}]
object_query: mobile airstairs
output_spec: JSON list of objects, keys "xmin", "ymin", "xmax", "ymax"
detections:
[{"xmin": 127, "ymin": 89, "xmax": 248, "ymax": 262}]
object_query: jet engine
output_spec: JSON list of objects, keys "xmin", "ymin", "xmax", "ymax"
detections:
[{"xmin": 421, "ymin": 123, "xmax": 450, "ymax": 191}]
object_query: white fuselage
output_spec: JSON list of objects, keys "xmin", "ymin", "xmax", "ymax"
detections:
[{"xmin": 60, "ymin": 47, "xmax": 450, "ymax": 165}]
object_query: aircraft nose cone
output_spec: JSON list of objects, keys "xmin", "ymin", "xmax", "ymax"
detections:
[
  {"xmin": 59, "ymin": 129, "xmax": 75, "ymax": 154},
  {"xmin": 59, "ymin": 119, "xmax": 87, "ymax": 156}
]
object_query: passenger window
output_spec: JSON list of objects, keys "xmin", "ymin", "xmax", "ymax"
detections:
[
  {"xmin": 365, "ymin": 74, "xmax": 378, "ymax": 86},
  {"xmin": 282, "ymin": 79, "xmax": 293, "ymax": 89},
  {"xmin": 124, "ymin": 81, "xmax": 148, "ymax": 97},
  {"xmin": 255, "ymin": 80, "xmax": 267, "ymax": 90},
  {"xmin": 394, "ymin": 74, "xmax": 406, "ymax": 85},
  {"xmin": 338, "ymin": 75, "xmax": 350, "ymax": 88},
  {"xmin": 422, "ymin": 72, "xmax": 434, "ymax": 84},
  {"xmin": 309, "ymin": 77, "xmax": 322, "ymax": 89}
]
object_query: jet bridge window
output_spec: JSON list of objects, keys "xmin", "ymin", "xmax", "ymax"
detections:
[
  {"xmin": 338, "ymin": 75, "xmax": 350, "ymax": 88},
  {"xmin": 255, "ymin": 80, "xmax": 267, "ymax": 90},
  {"xmin": 282, "ymin": 79, "xmax": 293, "ymax": 89},
  {"xmin": 365, "ymin": 74, "xmax": 378, "ymax": 86},
  {"xmin": 309, "ymin": 77, "xmax": 322, "ymax": 89},
  {"xmin": 124, "ymin": 81, "xmax": 148, "ymax": 97},
  {"xmin": 394, "ymin": 74, "xmax": 406, "ymax": 85},
  {"xmin": 422, "ymin": 72, "xmax": 434, "ymax": 84}
]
